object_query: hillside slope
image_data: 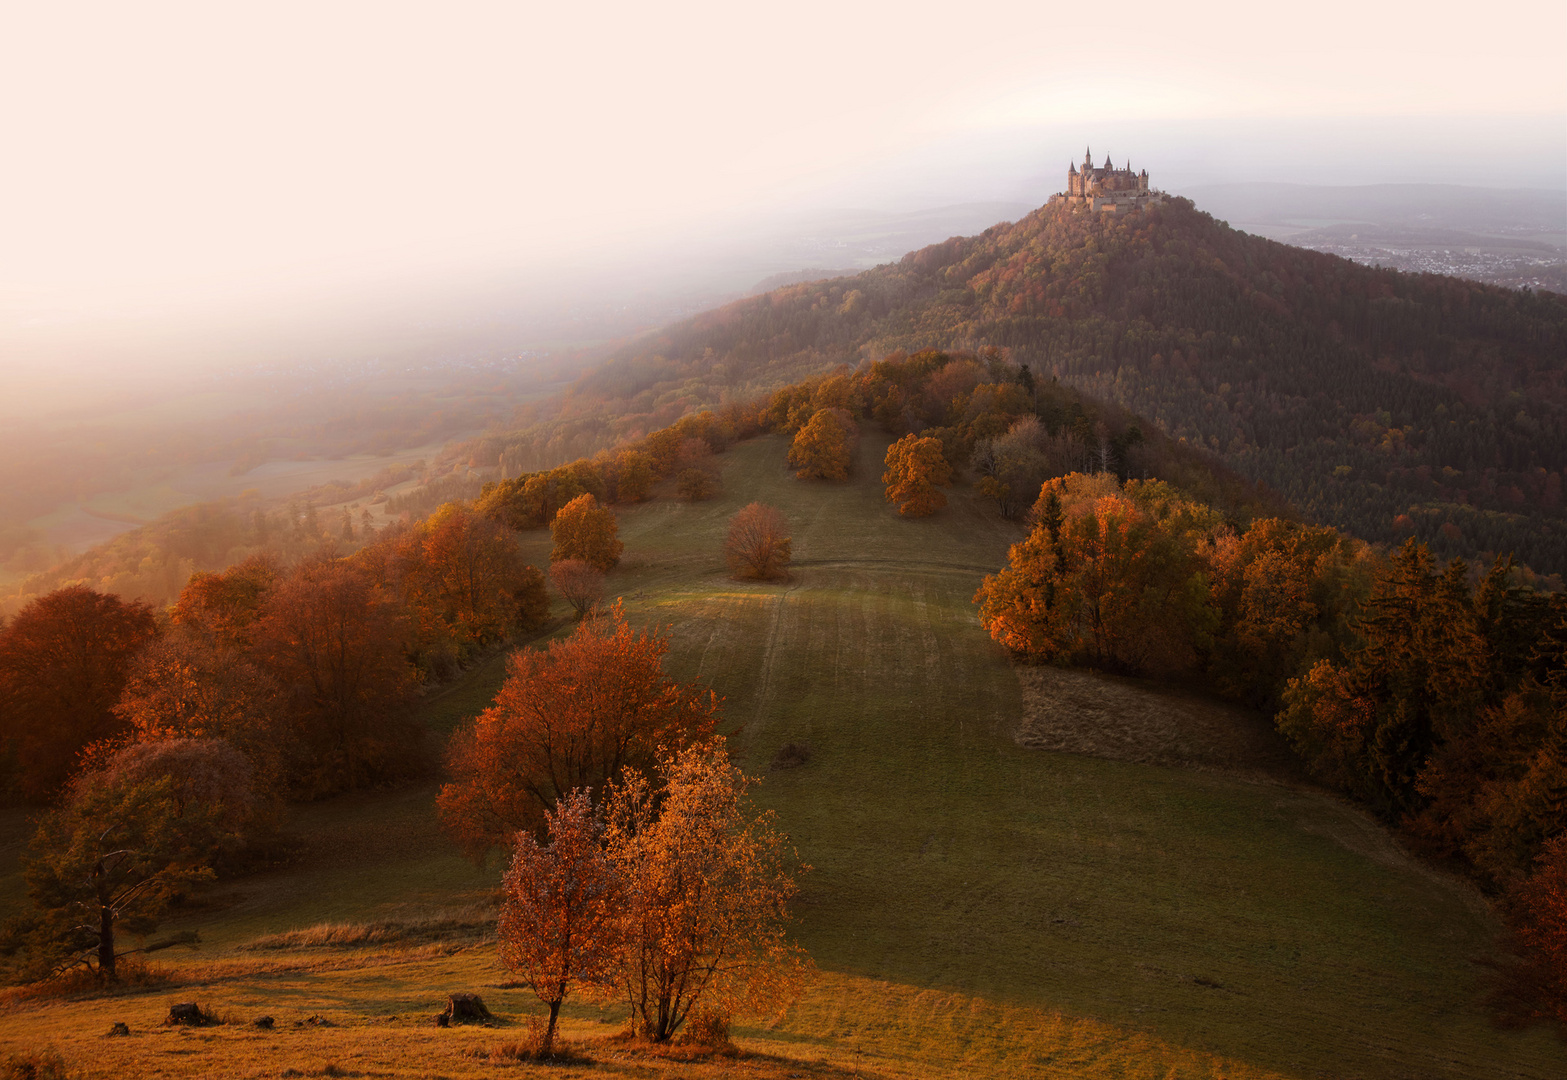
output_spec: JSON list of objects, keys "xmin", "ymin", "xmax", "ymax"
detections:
[
  {"xmin": 3, "ymin": 435, "xmax": 1559, "ymax": 1078},
  {"xmin": 578, "ymin": 199, "xmax": 1567, "ymax": 573}
]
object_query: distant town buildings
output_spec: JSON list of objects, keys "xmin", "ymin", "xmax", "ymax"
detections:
[{"xmin": 1050, "ymin": 148, "xmax": 1164, "ymax": 214}]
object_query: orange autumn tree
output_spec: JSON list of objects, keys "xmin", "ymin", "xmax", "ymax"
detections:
[
  {"xmin": 438, "ymin": 602, "xmax": 719, "ymax": 858},
  {"xmin": 974, "ymin": 474, "xmax": 1218, "ymax": 676},
  {"xmin": 882, "ymin": 434, "xmax": 953, "ymax": 517},
  {"xmin": 724, "ymin": 503, "xmax": 792, "ymax": 581},
  {"xmin": 499, "ymin": 789, "xmax": 621, "ymax": 1056},
  {"xmin": 550, "ymin": 493, "xmax": 623, "ymax": 570},
  {"xmin": 604, "ymin": 740, "xmax": 811, "ymax": 1042},
  {"xmin": 113, "ymin": 636, "xmax": 290, "ymax": 797},
  {"xmin": 170, "ymin": 554, "xmax": 280, "ymax": 650},
  {"xmin": 787, "ymin": 407, "xmax": 856, "ymax": 481},
  {"xmin": 396, "ymin": 503, "xmax": 549, "ymax": 654}
]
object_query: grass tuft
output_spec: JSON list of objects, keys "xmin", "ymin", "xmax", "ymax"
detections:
[
  {"xmin": 1, "ymin": 1049, "xmax": 69, "ymax": 1080},
  {"xmin": 0, "ymin": 960, "xmax": 172, "ymax": 1007},
  {"xmin": 474, "ymin": 1017, "xmax": 588, "ymax": 1064},
  {"xmin": 240, "ymin": 907, "xmax": 493, "ymax": 951},
  {"xmin": 770, "ymin": 742, "xmax": 812, "ymax": 769}
]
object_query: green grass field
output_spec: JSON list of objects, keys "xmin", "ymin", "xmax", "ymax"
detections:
[{"xmin": 2, "ymin": 434, "xmax": 1562, "ymax": 1078}]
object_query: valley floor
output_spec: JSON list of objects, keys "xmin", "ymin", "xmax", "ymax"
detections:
[{"xmin": 2, "ymin": 435, "xmax": 1562, "ymax": 1079}]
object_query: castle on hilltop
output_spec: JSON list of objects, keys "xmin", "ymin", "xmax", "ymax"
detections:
[{"xmin": 1049, "ymin": 148, "xmax": 1164, "ymax": 214}]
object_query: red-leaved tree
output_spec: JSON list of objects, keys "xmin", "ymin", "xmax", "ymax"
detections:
[
  {"xmin": 498, "ymin": 789, "xmax": 621, "ymax": 1054},
  {"xmin": 0, "ymin": 586, "xmax": 160, "ymax": 801},
  {"xmin": 438, "ymin": 602, "xmax": 718, "ymax": 859}
]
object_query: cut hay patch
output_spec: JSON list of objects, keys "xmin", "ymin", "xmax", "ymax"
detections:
[{"xmin": 1014, "ymin": 665, "xmax": 1303, "ymax": 781}]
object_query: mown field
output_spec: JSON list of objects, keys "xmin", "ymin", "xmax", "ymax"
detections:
[{"xmin": 1, "ymin": 434, "xmax": 1562, "ymax": 1079}]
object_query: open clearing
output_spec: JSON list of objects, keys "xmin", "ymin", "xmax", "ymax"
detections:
[{"xmin": 2, "ymin": 434, "xmax": 1562, "ymax": 1078}]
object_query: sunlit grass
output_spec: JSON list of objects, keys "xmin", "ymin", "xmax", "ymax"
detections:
[{"xmin": 1, "ymin": 434, "xmax": 1562, "ymax": 1077}]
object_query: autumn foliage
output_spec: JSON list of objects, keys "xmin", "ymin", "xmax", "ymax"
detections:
[
  {"xmin": 438, "ymin": 603, "xmax": 718, "ymax": 859},
  {"xmin": 499, "ymin": 789, "xmax": 619, "ymax": 1055},
  {"xmin": 0, "ymin": 586, "xmax": 160, "ymax": 801},
  {"xmin": 549, "ymin": 559, "xmax": 604, "ymax": 618},
  {"xmin": 882, "ymin": 434, "xmax": 953, "ymax": 517},
  {"xmin": 604, "ymin": 741, "xmax": 811, "ymax": 1040},
  {"xmin": 787, "ymin": 407, "xmax": 856, "ymax": 481},
  {"xmin": 250, "ymin": 557, "xmax": 419, "ymax": 796},
  {"xmin": 393, "ymin": 504, "xmax": 548, "ymax": 653},
  {"xmin": 724, "ymin": 503, "xmax": 792, "ymax": 581},
  {"xmin": 550, "ymin": 494, "xmax": 623, "ymax": 570},
  {"xmin": 496, "ymin": 742, "xmax": 810, "ymax": 1046},
  {"xmin": 975, "ymin": 474, "xmax": 1220, "ymax": 675}
]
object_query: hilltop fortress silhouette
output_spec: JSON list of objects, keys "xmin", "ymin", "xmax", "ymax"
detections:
[{"xmin": 1050, "ymin": 147, "xmax": 1165, "ymax": 214}]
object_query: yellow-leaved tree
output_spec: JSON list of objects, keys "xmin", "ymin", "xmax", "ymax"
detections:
[
  {"xmin": 882, "ymin": 434, "xmax": 953, "ymax": 517},
  {"xmin": 550, "ymin": 494, "xmax": 623, "ymax": 570},
  {"xmin": 604, "ymin": 740, "xmax": 811, "ymax": 1041}
]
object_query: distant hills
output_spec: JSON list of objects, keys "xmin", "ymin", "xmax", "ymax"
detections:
[{"xmin": 574, "ymin": 197, "xmax": 1567, "ymax": 575}]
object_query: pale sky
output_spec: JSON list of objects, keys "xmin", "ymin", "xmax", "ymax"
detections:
[{"xmin": 1, "ymin": 0, "xmax": 1563, "ymax": 376}]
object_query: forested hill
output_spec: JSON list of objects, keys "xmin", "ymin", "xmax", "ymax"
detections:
[{"xmin": 575, "ymin": 197, "xmax": 1567, "ymax": 575}]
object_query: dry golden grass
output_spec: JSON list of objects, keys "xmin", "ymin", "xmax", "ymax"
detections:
[
  {"xmin": 239, "ymin": 906, "xmax": 495, "ymax": 952},
  {"xmin": 0, "ymin": 953, "xmax": 1297, "ymax": 1080}
]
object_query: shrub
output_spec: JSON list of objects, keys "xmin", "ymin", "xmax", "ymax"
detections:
[{"xmin": 1, "ymin": 1049, "xmax": 69, "ymax": 1080}]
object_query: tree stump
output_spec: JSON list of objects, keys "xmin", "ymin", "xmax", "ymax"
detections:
[
  {"xmin": 164, "ymin": 1002, "xmax": 212, "ymax": 1026},
  {"xmin": 442, "ymin": 992, "xmax": 492, "ymax": 1024}
]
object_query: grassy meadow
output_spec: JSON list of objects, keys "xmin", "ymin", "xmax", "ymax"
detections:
[{"xmin": 2, "ymin": 434, "xmax": 1562, "ymax": 1079}]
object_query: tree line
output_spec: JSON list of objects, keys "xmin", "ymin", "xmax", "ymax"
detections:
[
  {"xmin": 975, "ymin": 470, "xmax": 1567, "ymax": 1026},
  {"xmin": 0, "ymin": 392, "xmax": 812, "ymax": 1000},
  {"xmin": 504, "ymin": 198, "xmax": 1567, "ymax": 576}
]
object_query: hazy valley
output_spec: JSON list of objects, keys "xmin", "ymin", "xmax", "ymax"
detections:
[{"xmin": 3, "ymin": 181, "xmax": 1567, "ymax": 1080}]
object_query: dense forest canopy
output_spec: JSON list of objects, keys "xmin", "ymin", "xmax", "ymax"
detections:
[{"xmin": 546, "ymin": 198, "xmax": 1567, "ymax": 575}]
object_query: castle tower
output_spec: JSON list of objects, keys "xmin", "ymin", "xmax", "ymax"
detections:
[{"xmin": 1051, "ymin": 144, "xmax": 1161, "ymax": 212}]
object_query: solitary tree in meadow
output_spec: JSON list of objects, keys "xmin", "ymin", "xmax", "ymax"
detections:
[
  {"xmin": 549, "ymin": 559, "xmax": 604, "ymax": 618},
  {"xmin": 22, "ymin": 739, "xmax": 253, "ymax": 980},
  {"xmin": 550, "ymin": 494, "xmax": 623, "ymax": 570},
  {"xmin": 724, "ymin": 503, "xmax": 792, "ymax": 581},
  {"xmin": 604, "ymin": 740, "xmax": 811, "ymax": 1041}
]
